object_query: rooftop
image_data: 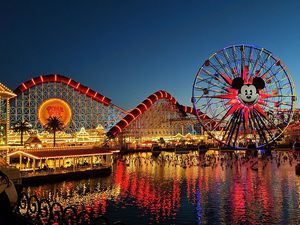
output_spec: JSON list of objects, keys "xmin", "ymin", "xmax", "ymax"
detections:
[{"xmin": 8, "ymin": 147, "xmax": 114, "ymax": 160}]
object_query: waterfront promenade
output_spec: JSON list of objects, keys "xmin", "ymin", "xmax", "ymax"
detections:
[{"xmin": 19, "ymin": 150, "xmax": 300, "ymax": 224}]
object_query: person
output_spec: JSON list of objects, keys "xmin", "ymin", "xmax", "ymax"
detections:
[{"xmin": 0, "ymin": 170, "xmax": 18, "ymax": 223}]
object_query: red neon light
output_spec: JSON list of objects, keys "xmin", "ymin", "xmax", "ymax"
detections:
[
  {"xmin": 141, "ymin": 103, "xmax": 148, "ymax": 110},
  {"xmin": 16, "ymin": 74, "xmax": 112, "ymax": 107},
  {"xmin": 146, "ymin": 98, "xmax": 153, "ymax": 105},
  {"xmin": 22, "ymin": 83, "xmax": 27, "ymax": 89},
  {"xmin": 46, "ymin": 105, "xmax": 64, "ymax": 117},
  {"xmin": 220, "ymin": 73, "xmax": 232, "ymax": 85},
  {"xmin": 107, "ymin": 90, "xmax": 200, "ymax": 138},
  {"xmin": 122, "ymin": 119, "xmax": 129, "ymax": 126},
  {"xmin": 129, "ymin": 113, "xmax": 135, "ymax": 119},
  {"xmin": 115, "ymin": 125, "xmax": 122, "ymax": 132},
  {"xmin": 189, "ymin": 107, "xmax": 193, "ymax": 114},
  {"xmin": 158, "ymin": 91, "xmax": 164, "ymax": 98},
  {"xmin": 212, "ymin": 73, "xmax": 272, "ymax": 127},
  {"xmin": 85, "ymin": 88, "xmax": 90, "ymax": 94},
  {"xmin": 135, "ymin": 108, "xmax": 142, "ymax": 115}
]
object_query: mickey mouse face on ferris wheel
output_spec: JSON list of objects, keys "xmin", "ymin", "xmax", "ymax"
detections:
[{"xmin": 232, "ymin": 77, "xmax": 265, "ymax": 106}]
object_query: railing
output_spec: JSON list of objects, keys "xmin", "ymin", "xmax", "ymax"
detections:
[
  {"xmin": 14, "ymin": 145, "xmax": 98, "ymax": 152},
  {"xmin": 14, "ymin": 192, "xmax": 126, "ymax": 225}
]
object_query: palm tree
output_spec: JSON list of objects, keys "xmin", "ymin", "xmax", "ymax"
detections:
[
  {"xmin": 13, "ymin": 120, "xmax": 32, "ymax": 145},
  {"xmin": 44, "ymin": 116, "xmax": 64, "ymax": 147}
]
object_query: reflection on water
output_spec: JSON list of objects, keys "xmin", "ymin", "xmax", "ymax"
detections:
[{"xmin": 25, "ymin": 151, "xmax": 300, "ymax": 224}]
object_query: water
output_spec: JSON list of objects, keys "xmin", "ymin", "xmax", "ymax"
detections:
[{"xmin": 25, "ymin": 151, "xmax": 300, "ymax": 224}]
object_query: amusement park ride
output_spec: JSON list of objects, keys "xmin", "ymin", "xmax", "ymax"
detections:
[
  {"xmin": 6, "ymin": 76, "xmax": 201, "ymax": 147},
  {"xmin": 0, "ymin": 44, "xmax": 297, "ymax": 150},
  {"xmin": 192, "ymin": 44, "xmax": 296, "ymax": 149},
  {"xmin": 10, "ymin": 74, "xmax": 126, "ymax": 133}
]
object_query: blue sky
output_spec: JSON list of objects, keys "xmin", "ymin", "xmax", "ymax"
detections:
[{"xmin": 1, "ymin": 0, "xmax": 300, "ymax": 109}]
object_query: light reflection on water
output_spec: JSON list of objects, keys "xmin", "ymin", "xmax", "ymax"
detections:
[{"xmin": 25, "ymin": 152, "xmax": 300, "ymax": 224}]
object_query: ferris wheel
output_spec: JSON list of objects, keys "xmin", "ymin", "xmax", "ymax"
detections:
[{"xmin": 192, "ymin": 44, "xmax": 297, "ymax": 149}]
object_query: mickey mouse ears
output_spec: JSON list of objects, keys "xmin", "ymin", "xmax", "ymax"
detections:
[
  {"xmin": 232, "ymin": 76, "xmax": 265, "ymax": 90},
  {"xmin": 252, "ymin": 77, "xmax": 265, "ymax": 89},
  {"xmin": 232, "ymin": 77, "xmax": 244, "ymax": 89}
]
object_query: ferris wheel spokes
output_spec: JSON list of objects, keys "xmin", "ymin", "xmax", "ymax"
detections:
[{"xmin": 192, "ymin": 44, "xmax": 296, "ymax": 149}]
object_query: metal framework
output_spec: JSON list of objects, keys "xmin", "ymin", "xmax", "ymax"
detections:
[
  {"xmin": 122, "ymin": 99, "xmax": 197, "ymax": 138},
  {"xmin": 10, "ymin": 75, "xmax": 125, "ymax": 133},
  {"xmin": 107, "ymin": 90, "xmax": 209, "ymax": 140},
  {"xmin": 9, "ymin": 76, "xmax": 210, "ymax": 141},
  {"xmin": 192, "ymin": 44, "xmax": 296, "ymax": 149},
  {"xmin": 16, "ymin": 192, "xmax": 124, "ymax": 225}
]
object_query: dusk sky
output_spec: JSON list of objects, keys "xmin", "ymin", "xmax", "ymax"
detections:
[{"xmin": 1, "ymin": 0, "xmax": 300, "ymax": 109}]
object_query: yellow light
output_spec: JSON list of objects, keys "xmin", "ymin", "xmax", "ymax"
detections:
[{"xmin": 38, "ymin": 98, "xmax": 72, "ymax": 127}]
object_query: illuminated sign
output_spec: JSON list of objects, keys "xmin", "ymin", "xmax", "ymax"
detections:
[{"xmin": 38, "ymin": 98, "xmax": 72, "ymax": 127}]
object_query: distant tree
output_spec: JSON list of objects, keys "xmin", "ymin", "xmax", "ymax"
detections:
[
  {"xmin": 13, "ymin": 120, "xmax": 32, "ymax": 145},
  {"xmin": 44, "ymin": 116, "xmax": 64, "ymax": 147}
]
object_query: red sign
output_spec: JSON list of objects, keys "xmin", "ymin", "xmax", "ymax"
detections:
[{"xmin": 38, "ymin": 98, "xmax": 72, "ymax": 126}]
